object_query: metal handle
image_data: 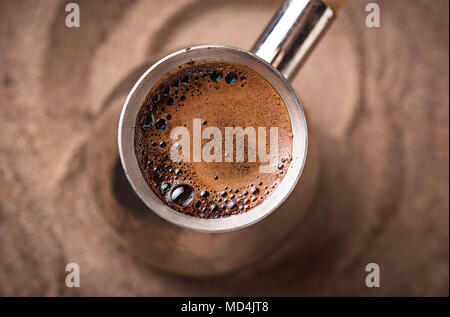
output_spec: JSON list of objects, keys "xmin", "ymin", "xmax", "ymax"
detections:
[{"xmin": 251, "ymin": 0, "xmax": 335, "ymax": 81}]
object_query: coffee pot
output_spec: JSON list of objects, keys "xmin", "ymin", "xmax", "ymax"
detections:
[{"xmin": 114, "ymin": 0, "xmax": 339, "ymax": 275}]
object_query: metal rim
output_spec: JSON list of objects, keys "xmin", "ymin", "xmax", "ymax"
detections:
[{"xmin": 118, "ymin": 45, "xmax": 308, "ymax": 233}]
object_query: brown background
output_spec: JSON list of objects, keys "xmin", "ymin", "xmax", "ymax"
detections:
[{"xmin": 0, "ymin": 0, "xmax": 448, "ymax": 296}]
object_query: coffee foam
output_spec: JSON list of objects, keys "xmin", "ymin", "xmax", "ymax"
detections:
[{"xmin": 134, "ymin": 61, "xmax": 292, "ymax": 218}]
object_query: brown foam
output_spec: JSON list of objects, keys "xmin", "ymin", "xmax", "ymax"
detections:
[{"xmin": 134, "ymin": 61, "xmax": 292, "ymax": 218}]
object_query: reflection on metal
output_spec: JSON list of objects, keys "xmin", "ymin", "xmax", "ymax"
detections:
[{"xmin": 252, "ymin": 0, "xmax": 335, "ymax": 80}]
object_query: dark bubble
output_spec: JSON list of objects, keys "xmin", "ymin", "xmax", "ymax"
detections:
[
  {"xmin": 141, "ymin": 114, "xmax": 155, "ymax": 130},
  {"xmin": 220, "ymin": 191, "xmax": 227, "ymax": 197},
  {"xmin": 194, "ymin": 201, "xmax": 202, "ymax": 210},
  {"xmin": 155, "ymin": 118, "xmax": 168, "ymax": 131},
  {"xmin": 210, "ymin": 71, "xmax": 222, "ymax": 82},
  {"xmin": 171, "ymin": 80, "xmax": 180, "ymax": 89},
  {"xmin": 162, "ymin": 87, "xmax": 172, "ymax": 96},
  {"xmin": 152, "ymin": 94, "xmax": 161, "ymax": 105},
  {"xmin": 200, "ymin": 191, "xmax": 210, "ymax": 199},
  {"xmin": 180, "ymin": 95, "xmax": 186, "ymax": 101},
  {"xmin": 151, "ymin": 141, "xmax": 157, "ymax": 147},
  {"xmin": 277, "ymin": 163, "xmax": 284, "ymax": 170},
  {"xmin": 167, "ymin": 97, "xmax": 174, "ymax": 106},
  {"xmin": 181, "ymin": 75, "xmax": 189, "ymax": 83},
  {"xmin": 251, "ymin": 187, "xmax": 259, "ymax": 195},
  {"xmin": 281, "ymin": 157, "xmax": 286, "ymax": 163},
  {"xmin": 225, "ymin": 72, "xmax": 238, "ymax": 84},
  {"xmin": 175, "ymin": 169, "xmax": 182, "ymax": 175},
  {"xmin": 242, "ymin": 190, "xmax": 248, "ymax": 196},
  {"xmin": 210, "ymin": 204, "xmax": 218, "ymax": 212},
  {"xmin": 153, "ymin": 167, "xmax": 161, "ymax": 174},
  {"xmin": 228, "ymin": 202, "xmax": 237, "ymax": 210},
  {"xmin": 166, "ymin": 114, "xmax": 172, "ymax": 120},
  {"xmin": 160, "ymin": 141, "xmax": 166, "ymax": 148},
  {"xmin": 161, "ymin": 183, "xmax": 170, "ymax": 192},
  {"xmin": 170, "ymin": 184, "xmax": 195, "ymax": 207},
  {"xmin": 202, "ymin": 120, "xmax": 207, "ymax": 125}
]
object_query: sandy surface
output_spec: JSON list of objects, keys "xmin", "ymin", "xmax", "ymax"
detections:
[{"xmin": 0, "ymin": 0, "xmax": 448, "ymax": 296}]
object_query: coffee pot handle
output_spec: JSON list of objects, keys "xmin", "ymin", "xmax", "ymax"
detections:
[{"xmin": 251, "ymin": 0, "xmax": 345, "ymax": 81}]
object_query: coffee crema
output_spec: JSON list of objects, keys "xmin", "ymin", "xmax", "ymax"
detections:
[{"xmin": 134, "ymin": 60, "xmax": 293, "ymax": 218}]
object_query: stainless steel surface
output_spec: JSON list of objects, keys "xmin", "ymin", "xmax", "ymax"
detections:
[
  {"xmin": 118, "ymin": 45, "xmax": 309, "ymax": 233},
  {"xmin": 251, "ymin": 0, "xmax": 335, "ymax": 80}
]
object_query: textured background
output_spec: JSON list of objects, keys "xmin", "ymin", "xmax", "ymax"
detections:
[{"xmin": 0, "ymin": 0, "xmax": 448, "ymax": 296}]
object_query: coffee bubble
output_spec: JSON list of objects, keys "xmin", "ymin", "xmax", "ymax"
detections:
[
  {"xmin": 250, "ymin": 187, "xmax": 259, "ymax": 195},
  {"xmin": 228, "ymin": 201, "xmax": 237, "ymax": 210},
  {"xmin": 161, "ymin": 183, "xmax": 170, "ymax": 192},
  {"xmin": 225, "ymin": 72, "xmax": 238, "ymax": 84},
  {"xmin": 172, "ymin": 80, "xmax": 180, "ymax": 89},
  {"xmin": 155, "ymin": 118, "xmax": 168, "ymax": 131},
  {"xmin": 170, "ymin": 184, "xmax": 195, "ymax": 207},
  {"xmin": 152, "ymin": 94, "xmax": 161, "ymax": 105},
  {"xmin": 210, "ymin": 71, "xmax": 222, "ymax": 82},
  {"xmin": 200, "ymin": 191, "xmax": 209, "ymax": 199},
  {"xmin": 142, "ymin": 114, "xmax": 155, "ymax": 130}
]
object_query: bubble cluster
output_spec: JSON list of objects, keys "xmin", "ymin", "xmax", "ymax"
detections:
[{"xmin": 134, "ymin": 60, "xmax": 292, "ymax": 218}]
